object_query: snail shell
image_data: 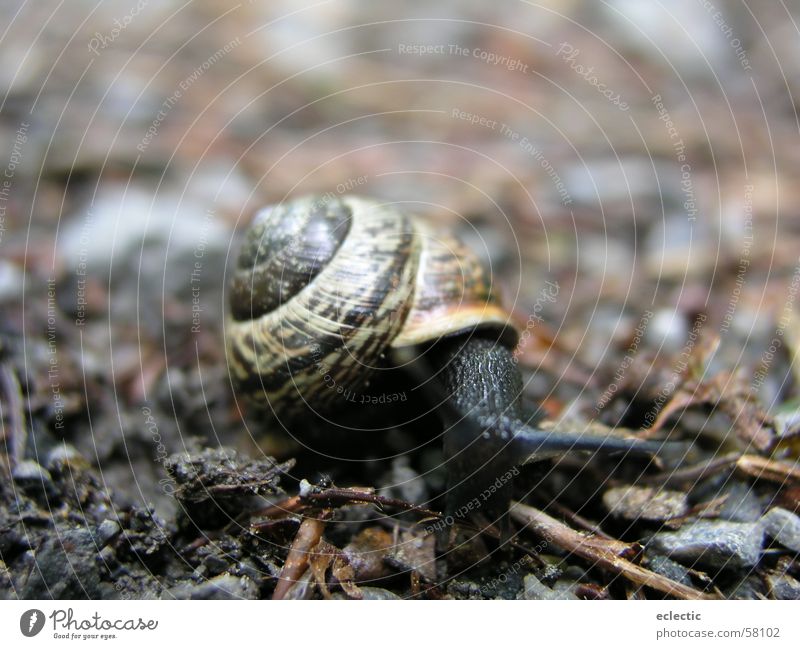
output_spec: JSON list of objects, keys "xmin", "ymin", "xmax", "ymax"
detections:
[{"xmin": 226, "ymin": 195, "xmax": 517, "ymax": 418}]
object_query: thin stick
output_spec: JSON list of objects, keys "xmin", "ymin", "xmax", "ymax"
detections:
[
  {"xmin": 735, "ymin": 454, "xmax": 800, "ymax": 485},
  {"xmin": 510, "ymin": 501, "xmax": 716, "ymax": 600},
  {"xmin": 301, "ymin": 486, "xmax": 441, "ymax": 519},
  {"xmin": 636, "ymin": 453, "xmax": 740, "ymax": 488},
  {"xmin": 272, "ymin": 515, "xmax": 328, "ymax": 600},
  {"xmin": 253, "ymin": 495, "xmax": 304, "ymax": 519}
]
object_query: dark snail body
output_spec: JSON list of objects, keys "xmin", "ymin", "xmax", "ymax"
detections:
[
  {"xmin": 430, "ymin": 334, "xmax": 663, "ymax": 530},
  {"xmin": 226, "ymin": 195, "xmax": 661, "ymax": 531}
]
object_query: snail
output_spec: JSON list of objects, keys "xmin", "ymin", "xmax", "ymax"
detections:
[{"xmin": 226, "ymin": 195, "xmax": 664, "ymax": 535}]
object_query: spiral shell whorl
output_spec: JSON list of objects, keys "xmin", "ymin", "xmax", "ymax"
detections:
[
  {"xmin": 229, "ymin": 198, "xmax": 351, "ymax": 321},
  {"xmin": 227, "ymin": 196, "xmax": 419, "ymax": 417}
]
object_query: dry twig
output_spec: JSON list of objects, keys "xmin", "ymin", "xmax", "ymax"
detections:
[
  {"xmin": 272, "ymin": 514, "xmax": 329, "ymax": 600},
  {"xmin": 510, "ymin": 501, "xmax": 716, "ymax": 600},
  {"xmin": 735, "ymin": 454, "xmax": 800, "ymax": 485}
]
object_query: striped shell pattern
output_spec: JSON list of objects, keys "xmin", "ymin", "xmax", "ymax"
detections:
[{"xmin": 226, "ymin": 195, "xmax": 514, "ymax": 419}]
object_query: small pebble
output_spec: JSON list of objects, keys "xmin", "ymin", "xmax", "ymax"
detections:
[
  {"xmin": 20, "ymin": 527, "xmax": 105, "ymax": 598},
  {"xmin": 96, "ymin": 520, "xmax": 121, "ymax": 546},
  {"xmin": 648, "ymin": 520, "xmax": 763, "ymax": 570},
  {"xmin": 0, "ymin": 260, "xmax": 24, "ymax": 301},
  {"xmin": 772, "ymin": 409, "xmax": 800, "ymax": 440},
  {"xmin": 645, "ymin": 308, "xmax": 690, "ymax": 352},
  {"xmin": 765, "ymin": 572, "xmax": 800, "ymax": 600},
  {"xmin": 167, "ymin": 573, "xmax": 258, "ymax": 600},
  {"xmin": 644, "ymin": 554, "xmax": 694, "ymax": 587},
  {"xmin": 712, "ymin": 481, "xmax": 765, "ymax": 523},
  {"xmin": 45, "ymin": 443, "xmax": 85, "ymax": 472},
  {"xmin": 726, "ymin": 575, "xmax": 768, "ymax": 600},
  {"xmin": 760, "ymin": 507, "xmax": 800, "ymax": 553},
  {"xmin": 202, "ymin": 553, "xmax": 231, "ymax": 576},
  {"xmin": 11, "ymin": 460, "xmax": 56, "ymax": 501},
  {"xmin": 603, "ymin": 485, "xmax": 688, "ymax": 521},
  {"xmin": 523, "ymin": 574, "xmax": 578, "ymax": 600},
  {"xmin": 332, "ymin": 587, "xmax": 401, "ymax": 600}
]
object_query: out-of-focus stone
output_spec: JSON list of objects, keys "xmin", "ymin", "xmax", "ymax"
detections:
[
  {"xmin": 648, "ymin": 521, "xmax": 763, "ymax": 570},
  {"xmin": 604, "ymin": 485, "xmax": 689, "ymax": 521}
]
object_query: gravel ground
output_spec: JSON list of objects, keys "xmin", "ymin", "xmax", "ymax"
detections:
[{"xmin": 1, "ymin": 1, "xmax": 799, "ymax": 600}]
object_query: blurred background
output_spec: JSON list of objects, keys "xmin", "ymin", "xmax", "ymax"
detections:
[{"xmin": 1, "ymin": 1, "xmax": 800, "ymax": 599}]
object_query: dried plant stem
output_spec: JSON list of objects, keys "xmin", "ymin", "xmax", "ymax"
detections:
[
  {"xmin": 272, "ymin": 515, "xmax": 328, "ymax": 600},
  {"xmin": 510, "ymin": 501, "xmax": 716, "ymax": 600}
]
